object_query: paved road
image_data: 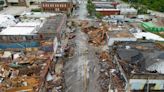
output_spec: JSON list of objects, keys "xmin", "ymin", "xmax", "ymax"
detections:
[{"xmin": 64, "ymin": 0, "xmax": 100, "ymax": 92}]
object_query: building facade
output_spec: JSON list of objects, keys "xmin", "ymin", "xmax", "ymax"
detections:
[
  {"xmin": 96, "ymin": 9, "xmax": 120, "ymax": 16},
  {"xmin": 41, "ymin": 0, "xmax": 73, "ymax": 14}
]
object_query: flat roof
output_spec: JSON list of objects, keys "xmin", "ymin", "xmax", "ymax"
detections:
[
  {"xmin": 0, "ymin": 26, "xmax": 36, "ymax": 35},
  {"xmin": 108, "ymin": 24, "xmax": 134, "ymax": 38},
  {"xmin": 109, "ymin": 30, "xmax": 134, "ymax": 38},
  {"xmin": 21, "ymin": 12, "xmax": 57, "ymax": 18},
  {"xmin": 0, "ymin": 6, "xmax": 30, "ymax": 15},
  {"xmin": 0, "ymin": 21, "xmax": 43, "ymax": 35},
  {"xmin": 38, "ymin": 14, "xmax": 66, "ymax": 34},
  {"xmin": 114, "ymin": 41, "xmax": 164, "ymax": 76},
  {"xmin": 0, "ymin": 14, "xmax": 16, "ymax": 28},
  {"xmin": 133, "ymin": 32, "xmax": 164, "ymax": 41},
  {"xmin": 96, "ymin": 8, "xmax": 120, "ymax": 11},
  {"xmin": 16, "ymin": 22, "xmax": 42, "ymax": 27}
]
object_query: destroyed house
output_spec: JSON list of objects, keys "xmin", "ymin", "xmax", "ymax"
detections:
[{"xmin": 112, "ymin": 41, "xmax": 164, "ymax": 91}]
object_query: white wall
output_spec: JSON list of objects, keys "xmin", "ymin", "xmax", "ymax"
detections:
[
  {"xmin": 129, "ymin": 79, "xmax": 164, "ymax": 90},
  {"xmin": 108, "ymin": 37, "xmax": 137, "ymax": 46},
  {"xmin": 7, "ymin": 0, "xmax": 19, "ymax": 3}
]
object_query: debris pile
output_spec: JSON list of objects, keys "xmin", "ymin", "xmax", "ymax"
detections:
[
  {"xmin": 45, "ymin": 59, "xmax": 64, "ymax": 92},
  {"xmin": 97, "ymin": 51, "xmax": 124, "ymax": 92},
  {"xmin": 0, "ymin": 50, "xmax": 52, "ymax": 92},
  {"xmin": 80, "ymin": 20, "xmax": 89, "ymax": 28},
  {"xmin": 82, "ymin": 26, "xmax": 107, "ymax": 46},
  {"xmin": 0, "ymin": 49, "xmax": 65, "ymax": 92},
  {"xmin": 97, "ymin": 51, "xmax": 112, "ymax": 92}
]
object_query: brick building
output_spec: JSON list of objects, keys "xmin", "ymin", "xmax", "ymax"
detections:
[
  {"xmin": 96, "ymin": 9, "xmax": 120, "ymax": 16},
  {"xmin": 41, "ymin": 0, "xmax": 73, "ymax": 14}
]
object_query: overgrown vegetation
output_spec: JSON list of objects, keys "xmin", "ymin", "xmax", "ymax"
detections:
[{"xmin": 122, "ymin": 0, "xmax": 164, "ymax": 12}]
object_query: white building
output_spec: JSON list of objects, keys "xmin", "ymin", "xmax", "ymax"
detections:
[
  {"xmin": 117, "ymin": 4, "xmax": 138, "ymax": 17},
  {"xmin": 0, "ymin": 14, "xmax": 17, "ymax": 28},
  {"xmin": 0, "ymin": 19, "xmax": 44, "ymax": 35},
  {"xmin": 130, "ymin": 28, "xmax": 164, "ymax": 41}
]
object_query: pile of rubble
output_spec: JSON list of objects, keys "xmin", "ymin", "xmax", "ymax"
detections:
[
  {"xmin": 0, "ymin": 50, "xmax": 64, "ymax": 92},
  {"xmin": 45, "ymin": 59, "xmax": 64, "ymax": 92},
  {"xmin": 82, "ymin": 25, "xmax": 108, "ymax": 46},
  {"xmin": 80, "ymin": 20, "xmax": 89, "ymax": 28},
  {"xmin": 97, "ymin": 51, "xmax": 124, "ymax": 92},
  {"xmin": 97, "ymin": 51, "xmax": 112, "ymax": 92}
]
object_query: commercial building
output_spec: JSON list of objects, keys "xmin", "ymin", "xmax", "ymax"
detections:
[
  {"xmin": 94, "ymin": 1, "xmax": 120, "ymax": 16},
  {"xmin": 96, "ymin": 9, "xmax": 120, "ymax": 16},
  {"xmin": 41, "ymin": 0, "xmax": 73, "ymax": 14},
  {"xmin": 0, "ymin": 20, "xmax": 44, "ymax": 49},
  {"xmin": 0, "ymin": 12, "xmax": 67, "ymax": 50},
  {"xmin": 117, "ymin": 4, "xmax": 137, "ymax": 18},
  {"xmin": 111, "ymin": 41, "xmax": 164, "ymax": 91},
  {"xmin": 0, "ymin": 12, "xmax": 66, "ymax": 92}
]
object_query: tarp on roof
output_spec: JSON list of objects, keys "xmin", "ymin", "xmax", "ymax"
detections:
[{"xmin": 141, "ymin": 22, "xmax": 164, "ymax": 32}]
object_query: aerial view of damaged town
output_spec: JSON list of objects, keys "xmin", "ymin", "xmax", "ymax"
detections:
[{"xmin": 0, "ymin": 0, "xmax": 163, "ymax": 92}]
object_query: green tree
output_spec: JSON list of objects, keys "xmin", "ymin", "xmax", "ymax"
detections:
[
  {"xmin": 95, "ymin": 12, "xmax": 102, "ymax": 19},
  {"xmin": 87, "ymin": 0, "xmax": 95, "ymax": 16},
  {"xmin": 122, "ymin": 0, "xmax": 164, "ymax": 12}
]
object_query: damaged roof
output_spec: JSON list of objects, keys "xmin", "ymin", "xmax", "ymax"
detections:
[
  {"xmin": 38, "ymin": 14, "xmax": 66, "ymax": 34},
  {"xmin": 117, "ymin": 48, "xmax": 144, "ymax": 64},
  {"xmin": 114, "ymin": 41, "xmax": 164, "ymax": 75}
]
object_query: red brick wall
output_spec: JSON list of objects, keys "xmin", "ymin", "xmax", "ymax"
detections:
[
  {"xmin": 97, "ymin": 10, "xmax": 120, "ymax": 16},
  {"xmin": 41, "ymin": 2, "xmax": 73, "ymax": 12}
]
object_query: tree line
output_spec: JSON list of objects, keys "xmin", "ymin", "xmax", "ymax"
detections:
[{"xmin": 122, "ymin": 0, "xmax": 164, "ymax": 12}]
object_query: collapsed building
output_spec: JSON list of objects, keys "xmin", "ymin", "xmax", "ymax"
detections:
[
  {"xmin": 111, "ymin": 41, "xmax": 164, "ymax": 91},
  {"xmin": 0, "ymin": 12, "xmax": 67, "ymax": 92},
  {"xmin": 0, "ymin": 46, "xmax": 65, "ymax": 92}
]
